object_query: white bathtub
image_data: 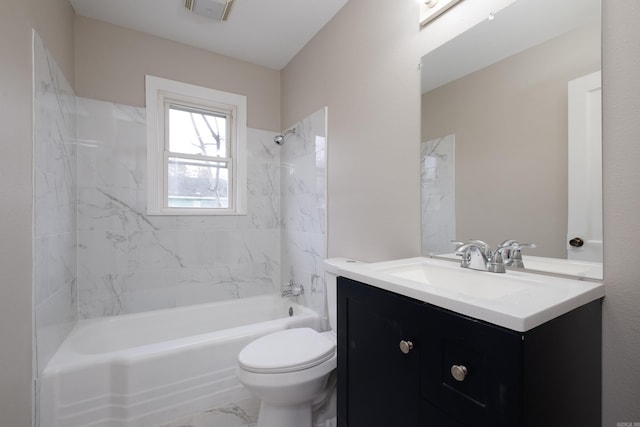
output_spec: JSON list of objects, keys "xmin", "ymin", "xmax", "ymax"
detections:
[{"xmin": 40, "ymin": 295, "xmax": 323, "ymax": 427}]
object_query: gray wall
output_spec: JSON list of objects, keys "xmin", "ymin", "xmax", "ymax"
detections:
[
  {"xmin": 74, "ymin": 16, "xmax": 281, "ymax": 132},
  {"xmin": 601, "ymin": 1, "xmax": 640, "ymax": 422}
]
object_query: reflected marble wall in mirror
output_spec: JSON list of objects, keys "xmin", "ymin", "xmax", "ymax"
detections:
[{"xmin": 420, "ymin": 0, "xmax": 602, "ymax": 279}]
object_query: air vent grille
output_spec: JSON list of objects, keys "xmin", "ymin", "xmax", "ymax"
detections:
[{"xmin": 184, "ymin": 0, "xmax": 234, "ymax": 21}]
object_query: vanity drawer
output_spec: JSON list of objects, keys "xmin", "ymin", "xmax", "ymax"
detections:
[
  {"xmin": 420, "ymin": 399, "xmax": 465, "ymax": 427},
  {"xmin": 420, "ymin": 305, "xmax": 522, "ymax": 426}
]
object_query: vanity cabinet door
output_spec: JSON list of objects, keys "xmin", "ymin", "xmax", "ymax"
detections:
[
  {"xmin": 337, "ymin": 277, "xmax": 422, "ymax": 427},
  {"xmin": 337, "ymin": 276, "xmax": 601, "ymax": 427},
  {"xmin": 421, "ymin": 305, "xmax": 522, "ymax": 427}
]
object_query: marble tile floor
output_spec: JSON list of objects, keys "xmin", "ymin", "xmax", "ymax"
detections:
[
  {"xmin": 161, "ymin": 398, "xmax": 260, "ymax": 427},
  {"xmin": 159, "ymin": 394, "xmax": 337, "ymax": 427}
]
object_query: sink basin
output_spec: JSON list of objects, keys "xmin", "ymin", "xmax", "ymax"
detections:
[
  {"xmin": 376, "ymin": 262, "xmax": 536, "ymax": 299},
  {"xmin": 337, "ymin": 257, "xmax": 605, "ymax": 332}
]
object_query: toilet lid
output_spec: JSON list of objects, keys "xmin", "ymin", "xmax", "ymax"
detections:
[{"xmin": 238, "ymin": 328, "xmax": 336, "ymax": 374}]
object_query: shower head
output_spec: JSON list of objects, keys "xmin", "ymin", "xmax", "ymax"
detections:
[{"xmin": 274, "ymin": 128, "xmax": 296, "ymax": 145}]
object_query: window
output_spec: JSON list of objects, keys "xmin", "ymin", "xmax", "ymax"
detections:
[{"xmin": 145, "ymin": 75, "xmax": 247, "ymax": 215}]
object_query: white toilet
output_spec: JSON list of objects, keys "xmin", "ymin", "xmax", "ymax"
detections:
[{"xmin": 236, "ymin": 258, "xmax": 358, "ymax": 427}]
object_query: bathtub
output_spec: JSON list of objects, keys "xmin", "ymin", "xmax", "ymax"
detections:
[{"xmin": 40, "ymin": 295, "xmax": 323, "ymax": 427}]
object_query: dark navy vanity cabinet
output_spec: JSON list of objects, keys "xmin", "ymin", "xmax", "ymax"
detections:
[{"xmin": 337, "ymin": 277, "xmax": 602, "ymax": 427}]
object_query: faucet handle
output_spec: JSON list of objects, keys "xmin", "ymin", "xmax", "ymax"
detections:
[
  {"xmin": 454, "ymin": 242, "xmax": 474, "ymax": 255},
  {"xmin": 499, "ymin": 240, "xmax": 536, "ymax": 250},
  {"xmin": 499, "ymin": 239, "xmax": 517, "ymax": 248},
  {"xmin": 281, "ymin": 280, "xmax": 304, "ymax": 297},
  {"xmin": 469, "ymin": 239, "xmax": 492, "ymax": 256},
  {"xmin": 498, "ymin": 240, "xmax": 536, "ymax": 268}
]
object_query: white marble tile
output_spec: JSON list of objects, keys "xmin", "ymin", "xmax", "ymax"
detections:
[
  {"xmin": 119, "ymin": 286, "xmax": 178, "ymax": 315},
  {"xmin": 78, "ymin": 287, "xmax": 125, "ymax": 318},
  {"xmin": 175, "ymin": 281, "xmax": 243, "ymax": 307},
  {"xmin": 33, "ymin": 39, "xmax": 77, "ymax": 239},
  {"xmin": 34, "ymin": 232, "xmax": 77, "ymax": 306},
  {"xmin": 127, "ymin": 230, "xmax": 184, "ymax": 270},
  {"xmin": 74, "ymin": 98, "xmax": 326, "ymax": 323},
  {"xmin": 280, "ymin": 108, "xmax": 327, "ymax": 322},
  {"xmin": 176, "ymin": 215, "xmax": 241, "ymax": 231},
  {"xmin": 33, "ymin": 32, "xmax": 78, "ymax": 378},
  {"xmin": 161, "ymin": 398, "xmax": 260, "ymax": 427},
  {"xmin": 421, "ymin": 134, "xmax": 456, "ymax": 255},
  {"xmin": 35, "ymin": 281, "xmax": 77, "ymax": 375},
  {"xmin": 76, "ymin": 97, "xmax": 283, "ymax": 317}
]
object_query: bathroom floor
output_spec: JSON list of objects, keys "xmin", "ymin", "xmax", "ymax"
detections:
[{"xmin": 160, "ymin": 398, "xmax": 260, "ymax": 427}]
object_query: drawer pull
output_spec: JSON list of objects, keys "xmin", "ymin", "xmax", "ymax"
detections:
[
  {"xmin": 399, "ymin": 340, "xmax": 414, "ymax": 354},
  {"xmin": 451, "ymin": 364, "xmax": 468, "ymax": 381}
]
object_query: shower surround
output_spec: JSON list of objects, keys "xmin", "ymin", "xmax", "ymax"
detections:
[
  {"xmin": 33, "ymin": 32, "xmax": 78, "ymax": 379},
  {"xmin": 280, "ymin": 108, "xmax": 328, "ymax": 319},
  {"xmin": 75, "ymin": 101, "xmax": 327, "ymax": 318},
  {"xmin": 76, "ymin": 99, "xmax": 282, "ymax": 318},
  {"xmin": 421, "ymin": 134, "xmax": 455, "ymax": 255}
]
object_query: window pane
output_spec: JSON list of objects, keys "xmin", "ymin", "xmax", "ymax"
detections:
[
  {"xmin": 168, "ymin": 156, "xmax": 230, "ymax": 208},
  {"xmin": 169, "ymin": 106, "xmax": 228, "ymax": 157}
]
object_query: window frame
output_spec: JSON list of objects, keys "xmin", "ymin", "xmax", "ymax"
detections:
[{"xmin": 145, "ymin": 75, "xmax": 247, "ymax": 215}]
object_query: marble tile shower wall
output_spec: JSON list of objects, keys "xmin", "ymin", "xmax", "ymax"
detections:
[
  {"xmin": 421, "ymin": 134, "xmax": 456, "ymax": 255},
  {"xmin": 280, "ymin": 108, "xmax": 327, "ymax": 319},
  {"xmin": 76, "ymin": 97, "xmax": 281, "ymax": 318},
  {"xmin": 33, "ymin": 33, "xmax": 78, "ymax": 376}
]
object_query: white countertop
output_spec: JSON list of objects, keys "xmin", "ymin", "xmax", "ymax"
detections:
[{"xmin": 337, "ymin": 257, "xmax": 605, "ymax": 332}]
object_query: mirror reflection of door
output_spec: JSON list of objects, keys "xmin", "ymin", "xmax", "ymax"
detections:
[{"xmin": 567, "ymin": 71, "xmax": 602, "ymax": 262}]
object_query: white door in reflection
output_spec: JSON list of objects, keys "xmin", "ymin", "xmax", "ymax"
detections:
[{"xmin": 568, "ymin": 71, "xmax": 602, "ymax": 262}]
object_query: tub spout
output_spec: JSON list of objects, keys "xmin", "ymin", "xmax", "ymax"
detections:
[{"xmin": 281, "ymin": 280, "xmax": 304, "ymax": 297}]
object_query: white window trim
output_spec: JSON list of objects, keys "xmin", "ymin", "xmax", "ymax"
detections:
[{"xmin": 145, "ymin": 75, "xmax": 247, "ymax": 215}]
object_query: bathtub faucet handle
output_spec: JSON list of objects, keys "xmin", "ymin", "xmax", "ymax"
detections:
[{"xmin": 281, "ymin": 280, "xmax": 304, "ymax": 298}]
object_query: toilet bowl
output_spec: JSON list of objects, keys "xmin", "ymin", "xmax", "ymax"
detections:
[
  {"xmin": 236, "ymin": 258, "xmax": 361, "ymax": 427},
  {"xmin": 236, "ymin": 329, "xmax": 336, "ymax": 427}
]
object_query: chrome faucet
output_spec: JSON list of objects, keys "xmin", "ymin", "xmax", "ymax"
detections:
[
  {"xmin": 281, "ymin": 280, "xmax": 304, "ymax": 298},
  {"xmin": 454, "ymin": 240, "xmax": 506, "ymax": 273},
  {"xmin": 498, "ymin": 240, "xmax": 536, "ymax": 268}
]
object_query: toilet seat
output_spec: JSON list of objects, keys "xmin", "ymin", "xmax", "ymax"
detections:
[{"xmin": 238, "ymin": 328, "xmax": 336, "ymax": 374}]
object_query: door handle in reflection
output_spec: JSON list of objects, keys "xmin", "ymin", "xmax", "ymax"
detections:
[{"xmin": 569, "ymin": 237, "xmax": 584, "ymax": 247}]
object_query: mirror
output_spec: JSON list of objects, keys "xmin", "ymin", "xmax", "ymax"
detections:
[{"xmin": 420, "ymin": 0, "xmax": 602, "ymax": 279}]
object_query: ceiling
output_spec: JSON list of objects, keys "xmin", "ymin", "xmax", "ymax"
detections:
[
  {"xmin": 421, "ymin": 0, "xmax": 601, "ymax": 93},
  {"xmin": 69, "ymin": 0, "xmax": 349, "ymax": 70}
]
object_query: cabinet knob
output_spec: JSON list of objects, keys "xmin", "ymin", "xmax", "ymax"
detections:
[
  {"xmin": 451, "ymin": 364, "xmax": 468, "ymax": 382},
  {"xmin": 399, "ymin": 340, "xmax": 414, "ymax": 354}
]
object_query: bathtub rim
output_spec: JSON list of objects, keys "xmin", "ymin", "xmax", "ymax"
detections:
[{"xmin": 42, "ymin": 294, "xmax": 321, "ymax": 375}]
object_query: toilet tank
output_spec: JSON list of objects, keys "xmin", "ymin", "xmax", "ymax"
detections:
[{"xmin": 324, "ymin": 258, "xmax": 365, "ymax": 332}]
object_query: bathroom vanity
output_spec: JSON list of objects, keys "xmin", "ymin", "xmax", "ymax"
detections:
[{"xmin": 336, "ymin": 258, "xmax": 604, "ymax": 427}]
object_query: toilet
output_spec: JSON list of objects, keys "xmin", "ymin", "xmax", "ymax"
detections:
[{"xmin": 236, "ymin": 258, "xmax": 359, "ymax": 427}]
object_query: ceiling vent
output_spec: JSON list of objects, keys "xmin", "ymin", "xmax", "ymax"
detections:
[{"xmin": 185, "ymin": 0, "xmax": 235, "ymax": 22}]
